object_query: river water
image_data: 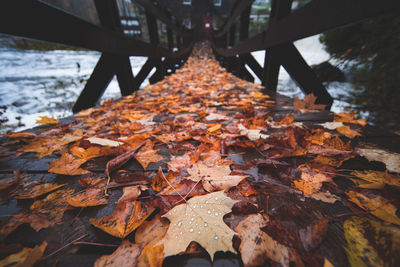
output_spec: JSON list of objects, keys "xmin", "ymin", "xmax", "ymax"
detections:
[{"xmin": 0, "ymin": 36, "xmax": 355, "ymax": 133}]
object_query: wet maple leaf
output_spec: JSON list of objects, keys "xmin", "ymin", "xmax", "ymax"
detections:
[
  {"xmin": 94, "ymin": 240, "xmax": 144, "ymax": 267},
  {"xmin": 67, "ymin": 188, "xmax": 108, "ymax": 207},
  {"xmin": 293, "ymin": 94, "xmax": 326, "ymax": 112},
  {"xmin": 336, "ymin": 125, "xmax": 361, "ymax": 139},
  {"xmin": 70, "ymin": 145, "xmax": 107, "ymax": 160},
  {"xmin": 347, "ymin": 191, "xmax": 400, "ymax": 226},
  {"xmin": 305, "ymin": 129, "xmax": 332, "ymax": 146},
  {"xmin": 351, "ymin": 170, "xmax": 400, "ymax": 189},
  {"xmin": 187, "ymin": 162, "xmax": 247, "ymax": 192},
  {"xmin": 48, "ymin": 151, "xmax": 90, "ymax": 175},
  {"xmin": 0, "ymin": 241, "xmax": 47, "ymax": 267},
  {"xmin": 293, "ymin": 165, "xmax": 333, "ymax": 196},
  {"xmin": 13, "ymin": 182, "xmax": 65, "ymax": 199},
  {"xmin": 90, "ymin": 201, "xmax": 155, "ymax": 238},
  {"xmin": 36, "ymin": 116, "xmax": 59, "ymax": 125},
  {"xmin": 235, "ymin": 214, "xmax": 301, "ymax": 267},
  {"xmin": 134, "ymin": 142, "xmax": 163, "ymax": 170},
  {"xmin": 159, "ymin": 191, "xmax": 238, "ymax": 261}
]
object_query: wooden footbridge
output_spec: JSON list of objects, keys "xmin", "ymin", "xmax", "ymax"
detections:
[{"xmin": 1, "ymin": 1, "xmax": 400, "ymax": 266}]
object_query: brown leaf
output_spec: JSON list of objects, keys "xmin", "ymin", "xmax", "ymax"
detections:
[
  {"xmin": 351, "ymin": 170, "xmax": 400, "ymax": 189},
  {"xmin": 334, "ymin": 112, "xmax": 367, "ymax": 126},
  {"xmin": 117, "ymin": 185, "xmax": 146, "ymax": 203},
  {"xmin": 67, "ymin": 188, "xmax": 108, "ymax": 207},
  {"xmin": 294, "ymin": 94, "xmax": 326, "ymax": 112},
  {"xmin": 105, "ymin": 140, "xmax": 146, "ymax": 176},
  {"xmin": 355, "ymin": 147, "xmax": 400, "ymax": 173},
  {"xmin": 2, "ymin": 131, "xmax": 36, "ymax": 139},
  {"xmin": 135, "ymin": 214, "xmax": 168, "ymax": 244},
  {"xmin": 299, "ymin": 218, "xmax": 329, "ymax": 251},
  {"xmin": 347, "ymin": 191, "xmax": 400, "ymax": 226},
  {"xmin": 48, "ymin": 151, "xmax": 90, "ymax": 175},
  {"xmin": 159, "ymin": 191, "xmax": 238, "ymax": 261},
  {"xmin": 36, "ymin": 116, "xmax": 58, "ymax": 125},
  {"xmin": 0, "ymin": 241, "xmax": 47, "ymax": 267},
  {"xmin": 274, "ymin": 114, "xmax": 295, "ymax": 125},
  {"xmin": 235, "ymin": 214, "xmax": 300, "ymax": 267},
  {"xmin": 90, "ymin": 201, "xmax": 155, "ymax": 238},
  {"xmin": 336, "ymin": 125, "xmax": 361, "ymax": 139},
  {"xmin": 293, "ymin": 165, "xmax": 333, "ymax": 196},
  {"xmin": 134, "ymin": 144, "xmax": 163, "ymax": 170},
  {"xmin": 94, "ymin": 240, "xmax": 143, "ymax": 267},
  {"xmin": 13, "ymin": 182, "xmax": 65, "ymax": 199},
  {"xmin": 151, "ymin": 167, "xmax": 170, "ymax": 193}
]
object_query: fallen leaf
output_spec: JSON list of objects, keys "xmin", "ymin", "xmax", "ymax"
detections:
[
  {"xmin": 137, "ymin": 242, "xmax": 164, "ymax": 267},
  {"xmin": 105, "ymin": 140, "xmax": 146, "ymax": 176},
  {"xmin": 274, "ymin": 114, "xmax": 295, "ymax": 125},
  {"xmin": 134, "ymin": 145, "xmax": 163, "ymax": 170},
  {"xmin": 75, "ymin": 107, "xmax": 95, "ymax": 117},
  {"xmin": 167, "ymin": 153, "xmax": 192, "ymax": 172},
  {"xmin": 135, "ymin": 214, "xmax": 168, "ymax": 244},
  {"xmin": 117, "ymin": 185, "xmax": 145, "ymax": 203},
  {"xmin": 344, "ymin": 216, "xmax": 400, "ymax": 267},
  {"xmin": 334, "ymin": 112, "xmax": 367, "ymax": 126},
  {"xmin": 351, "ymin": 170, "xmax": 400, "ymax": 189},
  {"xmin": 294, "ymin": 165, "xmax": 333, "ymax": 196},
  {"xmin": 309, "ymin": 191, "xmax": 340, "ymax": 203},
  {"xmin": 238, "ymin": 123, "xmax": 268, "ymax": 141},
  {"xmin": 36, "ymin": 116, "xmax": 58, "ymax": 125},
  {"xmin": 151, "ymin": 167, "xmax": 170, "ymax": 192},
  {"xmin": 299, "ymin": 218, "xmax": 329, "ymax": 251},
  {"xmin": 235, "ymin": 214, "xmax": 298, "ymax": 266},
  {"xmin": 159, "ymin": 191, "xmax": 238, "ymax": 261},
  {"xmin": 13, "ymin": 182, "xmax": 65, "ymax": 199},
  {"xmin": 318, "ymin": 121, "xmax": 345, "ymax": 130},
  {"xmin": 187, "ymin": 162, "xmax": 247, "ymax": 192},
  {"xmin": 87, "ymin": 137, "xmax": 124, "ymax": 147},
  {"xmin": 0, "ymin": 241, "xmax": 47, "ymax": 267},
  {"xmin": 293, "ymin": 93, "xmax": 326, "ymax": 112},
  {"xmin": 48, "ymin": 151, "xmax": 90, "ymax": 175},
  {"xmin": 70, "ymin": 145, "xmax": 107, "ymax": 160},
  {"xmin": 347, "ymin": 191, "xmax": 400, "ymax": 226},
  {"xmin": 355, "ymin": 147, "xmax": 400, "ymax": 173},
  {"xmin": 28, "ymin": 188, "xmax": 74, "ymax": 231},
  {"xmin": 2, "ymin": 131, "xmax": 36, "ymax": 139},
  {"xmin": 90, "ymin": 201, "xmax": 155, "ymax": 238},
  {"xmin": 336, "ymin": 125, "xmax": 361, "ymax": 139},
  {"xmin": 94, "ymin": 240, "xmax": 143, "ymax": 267},
  {"xmin": 67, "ymin": 188, "xmax": 108, "ymax": 207}
]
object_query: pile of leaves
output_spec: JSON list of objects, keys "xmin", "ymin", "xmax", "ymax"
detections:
[{"xmin": 1, "ymin": 42, "xmax": 400, "ymax": 267}]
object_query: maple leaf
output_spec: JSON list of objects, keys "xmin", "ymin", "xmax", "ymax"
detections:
[
  {"xmin": 355, "ymin": 147, "xmax": 400, "ymax": 173},
  {"xmin": 2, "ymin": 131, "xmax": 36, "ymax": 139},
  {"xmin": 347, "ymin": 191, "xmax": 400, "ymax": 226},
  {"xmin": 48, "ymin": 151, "xmax": 90, "ymax": 175},
  {"xmin": 159, "ymin": 191, "xmax": 238, "ymax": 261},
  {"xmin": 134, "ymin": 144, "xmax": 163, "ymax": 170},
  {"xmin": 274, "ymin": 114, "xmax": 295, "ymax": 126},
  {"xmin": 293, "ymin": 165, "xmax": 333, "ymax": 196},
  {"xmin": 293, "ymin": 94, "xmax": 326, "ymax": 112},
  {"xmin": 67, "ymin": 188, "xmax": 108, "ymax": 207},
  {"xmin": 94, "ymin": 240, "xmax": 144, "ymax": 267},
  {"xmin": 90, "ymin": 201, "xmax": 155, "ymax": 238},
  {"xmin": 70, "ymin": 145, "xmax": 107, "ymax": 160},
  {"xmin": 187, "ymin": 162, "xmax": 247, "ymax": 192},
  {"xmin": 36, "ymin": 116, "xmax": 59, "ymax": 125},
  {"xmin": 0, "ymin": 241, "xmax": 47, "ymax": 267},
  {"xmin": 334, "ymin": 112, "xmax": 367, "ymax": 126},
  {"xmin": 235, "ymin": 214, "xmax": 300, "ymax": 267}
]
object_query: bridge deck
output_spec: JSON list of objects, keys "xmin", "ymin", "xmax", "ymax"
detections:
[{"xmin": 1, "ymin": 43, "xmax": 400, "ymax": 267}]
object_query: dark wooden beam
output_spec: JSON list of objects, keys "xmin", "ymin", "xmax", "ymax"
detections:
[
  {"xmin": 0, "ymin": 0, "xmax": 167, "ymax": 57},
  {"xmin": 214, "ymin": 0, "xmax": 254, "ymax": 38},
  {"xmin": 241, "ymin": 54, "xmax": 263, "ymax": 81},
  {"xmin": 132, "ymin": 58, "xmax": 156, "ymax": 91},
  {"xmin": 215, "ymin": 0, "xmax": 400, "ymax": 56},
  {"xmin": 72, "ymin": 54, "xmax": 115, "ymax": 113},
  {"xmin": 262, "ymin": 0, "xmax": 293, "ymax": 90}
]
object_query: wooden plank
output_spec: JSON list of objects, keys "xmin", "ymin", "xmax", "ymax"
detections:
[{"xmin": 214, "ymin": 0, "xmax": 400, "ymax": 56}]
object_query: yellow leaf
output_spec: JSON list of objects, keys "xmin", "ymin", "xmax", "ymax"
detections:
[{"xmin": 0, "ymin": 241, "xmax": 47, "ymax": 267}]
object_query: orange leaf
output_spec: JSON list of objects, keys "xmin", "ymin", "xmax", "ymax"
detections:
[
  {"xmin": 336, "ymin": 125, "xmax": 361, "ymax": 139},
  {"xmin": 48, "ymin": 151, "xmax": 90, "ymax": 175},
  {"xmin": 67, "ymin": 188, "xmax": 108, "ymax": 207},
  {"xmin": 36, "ymin": 116, "xmax": 59, "ymax": 125}
]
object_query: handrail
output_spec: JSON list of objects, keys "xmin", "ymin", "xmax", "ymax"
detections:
[{"xmin": 214, "ymin": 0, "xmax": 400, "ymax": 57}]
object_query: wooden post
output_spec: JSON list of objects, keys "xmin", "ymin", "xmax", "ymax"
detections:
[{"xmin": 146, "ymin": 10, "xmax": 164, "ymax": 84}]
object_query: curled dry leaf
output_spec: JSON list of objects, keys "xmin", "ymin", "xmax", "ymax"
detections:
[
  {"xmin": 235, "ymin": 214, "xmax": 300, "ymax": 267},
  {"xmin": 159, "ymin": 191, "xmax": 238, "ymax": 261},
  {"xmin": 67, "ymin": 188, "xmax": 108, "ymax": 207},
  {"xmin": 187, "ymin": 162, "xmax": 247, "ymax": 192},
  {"xmin": 94, "ymin": 240, "xmax": 143, "ymax": 267},
  {"xmin": 117, "ymin": 185, "xmax": 146, "ymax": 203},
  {"xmin": 90, "ymin": 201, "xmax": 155, "ymax": 238},
  {"xmin": 151, "ymin": 167, "xmax": 174, "ymax": 193},
  {"xmin": 347, "ymin": 191, "xmax": 400, "ymax": 226},
  {"xmin": 344, "ymin": 216, "xmax": 400, "ymax": 267},
  {"xmin": 0, "ymin": 241, "xmax": 47, "ymax": 267},
  {"xmin": 355, "ymin": 147, "xmax": 400, "ymax": 173},
  {"xmin": 105, "ymin": 141, "xmax": 146, "ymax": 176},
  {"xmin": 87, "ymin": 137, "xmax": 124, "ymax": 147},
  {"xmin": 48, "ymin": 151, "xmax": 90, "ymax": 175}
]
